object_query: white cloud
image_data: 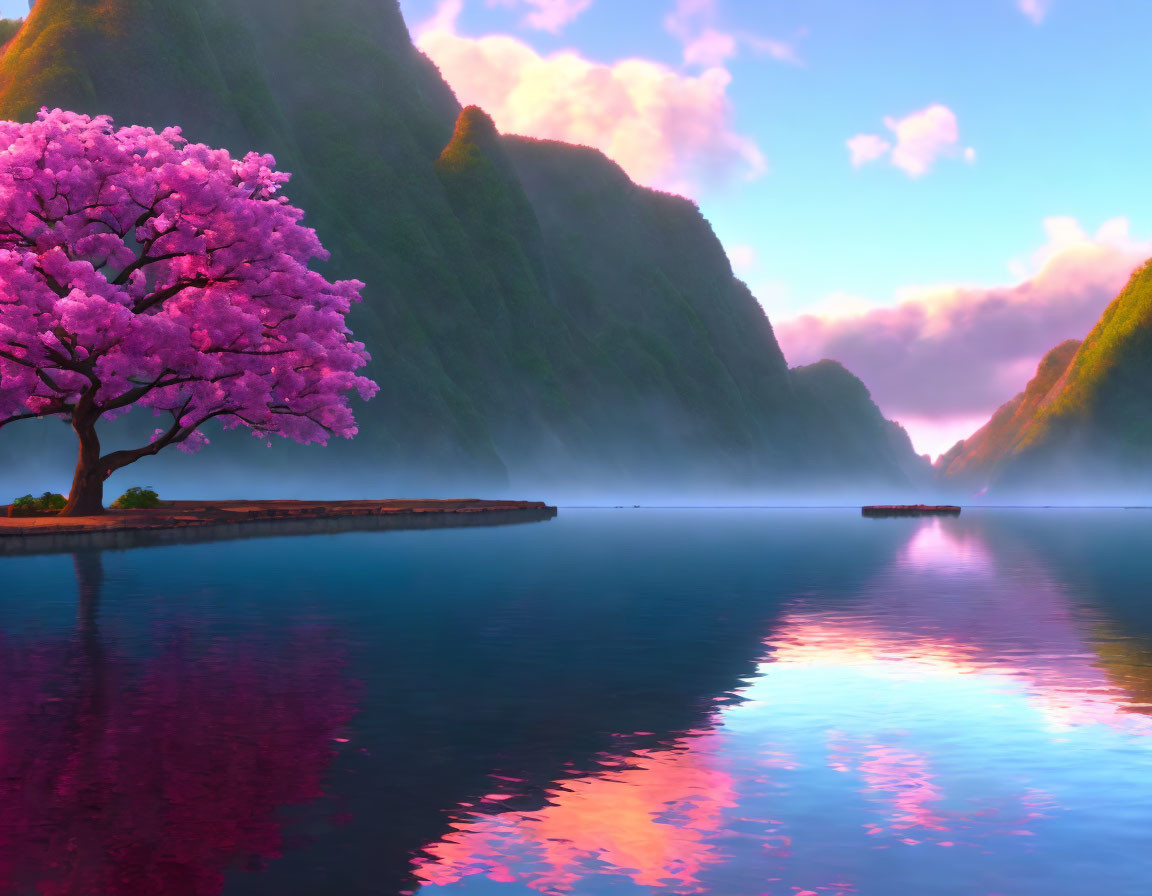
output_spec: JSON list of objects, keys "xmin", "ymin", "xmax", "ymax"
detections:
[
  {"xmin": 847, "ymin": 133, "xmax": 891, "ymax": 167},
  {"xmin": 848, "ymin": 104, "xmax": 974, "ymax": 177},
  {"xmin": 886, "ymin": 104, "xmax": 960, "ymax": 176},
  {"xmin": 1018, "ymin": 0, "xmax": 1051, "ymax": 25},
  {"xmin": 489, "ymin": 0, "xmax": 593, "ymax": 33},
  {"xmin": 417, "ymin": 0, "xmax": 766, "ymax": 194},
  {"xmin": 801, "ymin": 290, "xmax": 884, "ymax": 321}
]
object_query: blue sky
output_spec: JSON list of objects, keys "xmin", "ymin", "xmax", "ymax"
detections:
[
  {"xmin": 4, "ymin": 0, "xmax": 1147, "ymax": 454},
  {"xmin": 397, "ymin": 0, "xmax": 1152, "ymax": 455},
  {"xmin": 399, "ymin": 0, "xmax": 1150, "ymax": 309}
]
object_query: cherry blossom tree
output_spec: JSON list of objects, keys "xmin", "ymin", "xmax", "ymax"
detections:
[{"xmin": 0, "ymin": 109, "xmax": 378, "ymax": 515}]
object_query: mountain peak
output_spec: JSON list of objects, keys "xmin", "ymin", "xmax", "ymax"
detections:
[
  {"xmin": 437, "ymin": 105, "xmax": 504, "ymax": 172},
  {"xmin": 456, "ymin": 105, "xmax": 500, "ymax": 141}
]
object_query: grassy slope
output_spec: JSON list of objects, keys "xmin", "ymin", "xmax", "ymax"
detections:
[
  {"xmin": 0, "ymin": 19, "xmax": 21, "ymax": 47},
  {"xmin": 936, "ymin": 339, "xmax": 1081, "ymax": 486},
  {"xmin": 940, "ymin": 258, "xmax": 1152, "ymax": 494},
  {"xmin": 1027, "ymin": 260, "xmax": 1152, "ymax": 447}
]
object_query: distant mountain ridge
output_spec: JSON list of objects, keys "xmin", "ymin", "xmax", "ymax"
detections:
[
  {"xmin": 939, "ymin": 259, "xmax": 1152, "ymax": 499},
  {"xmin": 0, "ymin": 0, "xmax": 927, "ymax": 498}
]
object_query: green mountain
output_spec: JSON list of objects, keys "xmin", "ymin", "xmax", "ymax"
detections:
[
  {"xmin": 936, "ymin": 339, "xmax": 1081, "ymax": 493},
  {"xmin": 0, "ymin": 0, "xmax": 925, "ymax": 498},
  {"xmin": 0, "ymin": 18, "xmax": 19, "ymax": 47},
  {"xmin": 939, "ymin": 259, "xmax": 1152, "ymax": 498},
  {"xmin": 792, "ymin": 360, "xmax": 931, "ymax": 489}
]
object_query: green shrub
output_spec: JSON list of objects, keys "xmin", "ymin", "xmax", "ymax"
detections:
[
  {"xmin": 9, "ymin": 492, "xmax": 68, "ymax": 515},
  {"xmin": 112, "ymin": 486, "xmax": 161, "ymax": 510},
  {"xmin": 0, "ymin": 19, "xmax": 22, "ymax": 48}
]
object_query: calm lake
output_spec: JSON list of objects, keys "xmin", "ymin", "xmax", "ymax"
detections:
[{"xmin": 2, "ymin": 508, "xmax": 1151, "ymax": 895}]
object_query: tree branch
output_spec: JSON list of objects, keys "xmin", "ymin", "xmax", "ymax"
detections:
[
  {"xmin": 0, "ymin": 347, "xmax": 36, "ymax": 369},
  {"xmin": 132, "ymin": 276, "xmax": 210, "ymax": 314},
  {"xmin": 0, "ymin": 407, "xmax": 66, "ymax": 431},
  {"xmin": 32, "ymin": 265, "xmax": 71, "ymax": 299},
  {"xmin": 34, "ymin": 366, "xmax": 66, "ymax": 393},
  {"xmin": 101, "ymin": 370, "xmax": 243, "ymax": 413},
  {"xmin": 203, "ymin": 346, "xmax": 296, "ymax": 356},
  {"xmin": 98, "ymin": 407, "xmax": 237, "ymax": 478},
  {"xmin": 111, "ymin": 249, "xmax": 183, "ymax": 286}
]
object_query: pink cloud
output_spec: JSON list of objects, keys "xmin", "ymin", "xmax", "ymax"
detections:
[
  {"xmin": 683, "ymin": 28, "xmax": 738, "ymax": 67},
  {"xmin": 417, "ymin": 2, "xmax": 766, "ymax": 193},
  {"xmin": 885, "ymin": 105, "xmax": 960, "ymax": 176},
  {"xmin": 890, "ymin": 415, "xmax": 999, "ymax": 461},
  {"xmin": 664, "ymin": 0, "xmax": 719, "ymax": 43},
  {"xmin": 665, "ymin": 0, "xmax": 803, "ymax": 68},
  {"xmin": 847, "ymin": 134, "xmax": 891, "ymax": 167},
  {"xmin": 773, "ymin": 218, "xmax": 1152, "ymax": 456},
  {"xmin": 489, "ymin": 0, "xmax": 593, "ymax": 33},
  {"xmin": 849, "ymin": 104, "xmax": 974, "ymax": 177},
  {"xmin": 1018, "ymin": 0, "xmax": 1051, "ymax": 24}
]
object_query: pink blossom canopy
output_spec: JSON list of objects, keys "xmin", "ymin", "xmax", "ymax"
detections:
[{"xmin": 0, "ymin": 108, "xmax": 377, "ymax": 454}]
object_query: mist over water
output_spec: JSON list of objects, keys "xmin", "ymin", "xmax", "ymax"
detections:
[
  {"xmin": 5, "ymin": 410, "xmax": 1151, "ymax": 506},
  {"xmin": 0, "ymin": 416, "xmax": 911, "ymax": 506}
]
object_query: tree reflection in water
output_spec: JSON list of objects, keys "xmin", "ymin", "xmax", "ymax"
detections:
[{"xmin": 0, "ymin": 552, "xmax": 358, "ymax": 896}]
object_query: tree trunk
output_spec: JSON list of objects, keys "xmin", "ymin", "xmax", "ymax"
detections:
[{"xmin": 61, "ymin": 417, "xmax": 105, "ymax": 517}]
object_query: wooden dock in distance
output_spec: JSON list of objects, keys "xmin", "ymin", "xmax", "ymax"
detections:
[{"xmin": 861, "ymin": 505, "xmax": 961, "ymax": 518}]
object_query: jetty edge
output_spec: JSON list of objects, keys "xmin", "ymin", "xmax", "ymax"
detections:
[
  {"xmin": 0, "ymin": 498, "xmax": 556, "ymax": 542},
  {"xmin": 861, "ymin": 505, "xmax": 962, "ymax": 518}
]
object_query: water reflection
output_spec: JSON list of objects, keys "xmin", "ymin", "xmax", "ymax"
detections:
[
  {"xmin": 415, "ymin": 729, "xmax": 737, "ymax": 893},
  {"xmin": 411, "ymin": 516, "xmax": 1152, "ymax": 895},
  {"xmin": 0, "ymin": 553, "xmax": 358, "ymax": 895},
  {"xmin": 3, "ymin": 511, "xmax": 1151, "ymax": 895}
]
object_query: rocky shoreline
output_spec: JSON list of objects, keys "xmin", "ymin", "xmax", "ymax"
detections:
[{"xmin": 0, "ymin": 499, "xmax": 557, "ymax": 556}]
